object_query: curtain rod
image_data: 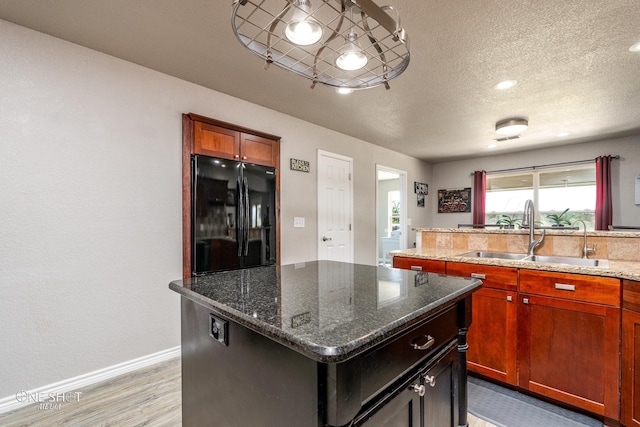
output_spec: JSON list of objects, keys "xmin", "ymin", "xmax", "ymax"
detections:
[{"xmin": 472, "ymin": 155, "xmax": 620, "ymax": 176}]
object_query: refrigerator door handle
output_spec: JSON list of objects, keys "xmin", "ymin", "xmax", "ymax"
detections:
[
  {"xmin": 236, "ymin": 176, "xmax": 244, "ymax": 257},
  {"xmin": 243, "ymin": 177, "xmax": 250, "ymax": 256}
]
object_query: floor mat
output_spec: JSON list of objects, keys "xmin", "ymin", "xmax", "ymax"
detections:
[{"xmin": 467, "ymin": 376, "xmax": 603, "ymax": 427}]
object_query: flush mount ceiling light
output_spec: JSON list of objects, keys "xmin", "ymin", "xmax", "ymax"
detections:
[
  {"xmin": 231, "ymin": 0, "xmax": 410, "ymax": 91},
  {"xmin": 494, "ymin": 80, "xmax": 517, "ymax": 90},
  {"xmin": 495, "ymin": 118, "xmax": 528, "ymax": 135},
  {"xmin": 630, "ymin": 42, "xmax": 640, "ymax": 52}
]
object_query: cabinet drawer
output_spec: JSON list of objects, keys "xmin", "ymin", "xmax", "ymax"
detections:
[
  {"xmin": 519, "ymin": 270, "xmax": 620, "ymax": 306},
  {"xmin": 359, "ymin": 304, "xmax": 458, "ymax": 404},
  {"xmin": 392, "ymin": 257, "xmax": 446, "ymax": 274},
  {"xmin": 446, "ymin": 262, "xmax": 518, "ymax": 291}
]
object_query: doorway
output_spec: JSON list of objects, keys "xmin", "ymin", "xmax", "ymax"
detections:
[
  {"xmin": 376, "ymin": 165, "xmax": 407, "ymax": 266},
  {"xmin": 317, "ymin": 150, "xmax": 354, "ymax": 262}
]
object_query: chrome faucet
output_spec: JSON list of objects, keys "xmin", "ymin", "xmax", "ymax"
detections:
[
  {"xmin": 574, "ymin": 219, "xmax": 597, "ymax": 258},
  {"xmin": 522, "ymin": 199, "xmax": 545, "ymax": 256}
]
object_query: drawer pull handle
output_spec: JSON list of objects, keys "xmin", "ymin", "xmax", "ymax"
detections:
[
  {"xmin": 470, "ymin": 273, "xmax": 486, "ymax": 279},
  {"xmin": 410, "ymin": 335, "xmax": 435, "ymax": 351},
  {"xmin": 424, "ymin": 374, "xmax": 436, "ymax": 387},
  {"xmin": 507, "ymin": 295, "xmax": 513, "ymax": 302},
  {"xmin": 410, "ymin": 266, "xmax": 423, "ymax": 271},
  {"xmin": 410, "ymin": 384, "xmax": 426, "ymax": 397},
  {"xmin": 555, "ymin": 283, "xmax": 576, "ymax": 291}
]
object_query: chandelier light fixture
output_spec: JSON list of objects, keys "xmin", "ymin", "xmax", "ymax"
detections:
[
  {"xmin": 495, "ymin": 118, "xmax": 529, "ymax": 135},
  {"xmin": 231, "ymin": 0, "xmax": 410, "ymax": 91}
]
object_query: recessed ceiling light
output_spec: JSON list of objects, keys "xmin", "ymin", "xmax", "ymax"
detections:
[
  {"xmin": 488, "ymin": 143, "xmax": 498, "ymax": 149},
  {"xmin": 494, "ymin": 80, "xmax": 517, "ymax": 90},
  {"xmin": 630, "ymin": 42, "xmax": 640, "ymax": 52},
  {"xmin": 495, "ymin": 118, "xmax": 528, "ymax": 135},
  {"xmin": 557, "ymin": 132, "xmax": 571, "ymax": 137}
]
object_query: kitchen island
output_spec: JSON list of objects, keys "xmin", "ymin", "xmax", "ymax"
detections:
[{"xmin": 169, "ymin": 260, "xmax": 481, "ymax": 427}]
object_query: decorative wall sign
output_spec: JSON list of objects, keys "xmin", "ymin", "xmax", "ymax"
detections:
[
  {"xmin": 437, "ymin": 188, "xmax": 471, "ymax": 213},
  {"xmin": 290, "ymin": 158, "xmax": 310, "ymax": 173},
  {"xmin": 414, "ymin": 182, "xmax": 428, "ymax": 195}
]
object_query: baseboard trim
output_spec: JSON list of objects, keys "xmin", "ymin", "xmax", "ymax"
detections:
[{"xmin": 0, "ymin": 346, "xmax": 181, "ymax": 415}]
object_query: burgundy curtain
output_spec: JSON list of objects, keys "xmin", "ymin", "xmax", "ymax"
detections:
[
  {"xmin": 473, "ymin": 170, "xmax": 486, "ymax": 227},
  {"xmin": 595, "ymin": 156, "xmax": 613, "ymax": 230}
]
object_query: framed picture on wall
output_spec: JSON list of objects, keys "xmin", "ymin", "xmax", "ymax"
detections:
[
  {"xmin": 417, "ymin": 194, "xmax": 425, "ymax": 207},
  {"xmin": 437, "ymin": 188, "xmax": 471, "ymax": 213}
]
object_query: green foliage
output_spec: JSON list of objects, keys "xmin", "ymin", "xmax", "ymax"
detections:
[
  {"xmin": 546, "ymin": 208, "xmax": 572, "ymax": 226},
  {"xmin": 496, "ymin": 214, "xmax": 521, "ymax": 227}
]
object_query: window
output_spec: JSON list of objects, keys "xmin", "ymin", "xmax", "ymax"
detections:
[{"xmin": 485, "ymin": 165, "xmax": 596, "ymax": 230}]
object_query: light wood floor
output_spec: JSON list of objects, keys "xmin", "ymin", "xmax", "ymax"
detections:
[{"xmin": 0, "ymin": 357, "xmax": 494, "ymax": 426}]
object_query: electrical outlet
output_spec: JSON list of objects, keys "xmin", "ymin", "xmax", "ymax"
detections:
[
  {"xmin": 209, "ymin": 314, "xmax": 228, "ymax": 346},
  {"xmin": 294, "ymin": 217, "xmax": 305, "ymax": 228}
]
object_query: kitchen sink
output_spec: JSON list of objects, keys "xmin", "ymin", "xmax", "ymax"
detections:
[
  {"xmin": 458, "ymin": 251, "xmax": 528, "ymax": 260},
  {"xmin": 457, "ymin": 251, "xmax": 610, "ymax": 268},
  {"xmin": 520, "ymin": 255, "xmax": 609, "ymax": 268}
]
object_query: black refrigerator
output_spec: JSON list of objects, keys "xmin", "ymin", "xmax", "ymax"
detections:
[{"xmin": 191, "ymin": 154, "xmax": 276, "ymax": 275}]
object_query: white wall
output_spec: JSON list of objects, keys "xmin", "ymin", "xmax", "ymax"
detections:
[
  {"xmin": 429, "ymin": 137, "xmax": 640, "ymax": 228},
  {"xmin": 0, "ymin": 19, "xmax": 432, "ymax": 399}
]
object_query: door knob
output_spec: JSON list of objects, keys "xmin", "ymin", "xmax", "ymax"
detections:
[
  {"xmin": 410, "ymin": 384, "xmax": 426, "ymax": 397},
  {"xmin": 322, "ymin": 236, "xmax": 332, "ymax": 242}
]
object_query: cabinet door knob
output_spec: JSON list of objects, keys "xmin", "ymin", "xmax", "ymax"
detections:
[
  {"xmin": 507, "ymin": 295, "xmax": 513, "ymax": 302},
  {"xmin": 234, "ymin": 154, "xmax": 240, "ymax": 158},
  {"xmin": 523, "ymin": 297, "xmax": 529, "ymax": 305},
  {"xmin": 423, "ymin": 374, "xmax": 436, "ymax": 387},
  {"xmin": 410, "ymin": 384, "xmax": 426, "ymax": 397},
  {"xmin": 242, "ymin": 156, "xmax": 247, "ymax": 160},
  {"xmin": 410, "ymin": 335, "xmax": 435, "ymax": 351}
]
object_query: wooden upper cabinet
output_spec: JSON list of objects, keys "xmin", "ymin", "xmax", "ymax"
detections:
[
  {"xmin": 194, "ymin": 121, "xmax": 240, "ymax": 160},
  {"xmin": 241, "ymin": 133, "xmax": 278, "ymax": 167},
  {"xmin": 192, "ymin": 117, "xmax": 279, "ymax": 168}
]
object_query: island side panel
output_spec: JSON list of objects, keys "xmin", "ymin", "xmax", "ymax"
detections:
[
  {"xmin": 457, "ymin": 295, "xmax": 472, "ymax": 427},
  {"xmin": 180, "ymin": 297, "xmax": 319, "ymax": 427}
]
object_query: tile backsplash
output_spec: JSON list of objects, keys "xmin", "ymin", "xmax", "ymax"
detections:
[{"xmin": 418, "ymin": 229, "xmax": 639, "ymax": 262}]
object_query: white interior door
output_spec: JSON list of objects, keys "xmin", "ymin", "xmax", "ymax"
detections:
[{"xmin": 317, "ymin": 150, "xmax": 353, "ymax": 262}]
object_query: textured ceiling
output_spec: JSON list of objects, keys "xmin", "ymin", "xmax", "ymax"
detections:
[{"xmin": 1, "ymin": 0, "xmax": 639, "ymax": 162}]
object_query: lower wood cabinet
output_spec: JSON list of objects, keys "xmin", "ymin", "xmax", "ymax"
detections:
[
  {"xmin": 518, "ymin": 270, "xmax": 620, "ymax": 422},
  {"xmin": 465, "ymin": 286, "xmax": 517, "ymax": 385},
  {"xmin": 446, "ymin": 262, "xmax": 518, "ymax": 385},
  {"xmin": 623, "ymin": 280, "xmax": 640, "ymax": 426},
  {"xmin": 393, "ymin": 256, "xmax": 626, "ymax": 424}
]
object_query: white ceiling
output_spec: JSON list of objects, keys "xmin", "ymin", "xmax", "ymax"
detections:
[{"xmin": 1, "ymin": 0, "xmax": 639, "ymax": 162}]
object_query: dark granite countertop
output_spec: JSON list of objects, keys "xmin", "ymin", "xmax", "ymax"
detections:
[{"xmin": 169, "ymin": 260, "xmax": 481, "ymax": 363}]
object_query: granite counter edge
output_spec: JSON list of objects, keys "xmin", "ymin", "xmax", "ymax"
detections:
[{"xmin": 169, "ymin": 279, "xmax": 481, "ymax": 364}]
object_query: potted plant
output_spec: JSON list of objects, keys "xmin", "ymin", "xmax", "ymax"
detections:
[
  {"xmin": 546, "ymin": 208, "xmax": 572, "ymax": 227},
  {"xmin": 496, "ymin": 214, "xmax": 521, "ymax": 229}
]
